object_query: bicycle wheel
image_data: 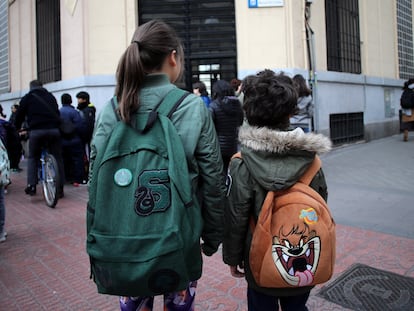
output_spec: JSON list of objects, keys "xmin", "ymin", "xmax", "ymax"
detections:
[{"xmin": 41, "ymin": 153, "xmax": 60, "ymax": 208}]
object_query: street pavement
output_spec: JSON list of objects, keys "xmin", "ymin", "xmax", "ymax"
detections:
[
  {"xmin": 321, "ymin": 134, "xmax": 414, "ymax": 239},
  {"xmin": 0, "ymin": 133, "xmax": 413, "ymax": 310}
]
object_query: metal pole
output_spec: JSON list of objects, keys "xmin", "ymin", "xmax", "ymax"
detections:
[{"xmin": 305, "ymin": 1, "xmax": 318, "ymax": 132}]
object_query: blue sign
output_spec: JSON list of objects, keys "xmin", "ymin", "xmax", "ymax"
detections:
[
  {"xmin": 249, "ymin": 0, "xmax": 258, "ymax": 7},
  {"xmin": 249, "ymin": 0, "xmax": 284, "ymax": 8}
]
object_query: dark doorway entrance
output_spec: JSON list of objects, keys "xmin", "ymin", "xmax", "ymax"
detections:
[{"xmin": 138, "ymin": 0, "xmax": 238, "ymax": 93}]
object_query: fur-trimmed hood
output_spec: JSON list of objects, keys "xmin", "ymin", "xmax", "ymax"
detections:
[
  {"xmin": 239, "ymin": 125, "xmax": 332, "ymax": 155},
  {"xmin": 235, "ymin": 125, "xmax": 332, "ymax": 190}
]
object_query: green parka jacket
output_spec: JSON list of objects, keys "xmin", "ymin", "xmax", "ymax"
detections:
[
  {"xmin": 223, "ymin": 125, "xmax": 332, "ymax": 297},
  {"xmin": 89, "ymin": 74, "xmax": 227, "ymax": 256}
]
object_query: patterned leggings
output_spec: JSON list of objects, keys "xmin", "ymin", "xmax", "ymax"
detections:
[{"xmin": 120, "ymin": 281, "xmax": 197, "ymax": 311}]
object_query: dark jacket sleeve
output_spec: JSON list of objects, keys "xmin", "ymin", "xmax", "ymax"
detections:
[
  {"xmin": 194, "ymin": 105, "xmax": 227, "ymax": 256},
  {"xmin": 222, "ymin": 157, "xmax": 252, "ymax": 265},
  {"xmin": 309, "ymin": 168, "xmax": 328, "ymax": 202}
]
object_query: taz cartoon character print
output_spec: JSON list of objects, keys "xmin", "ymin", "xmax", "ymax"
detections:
[{"xmin": 271, "ymin": 207, "xmax": 321, "ymax": 287}]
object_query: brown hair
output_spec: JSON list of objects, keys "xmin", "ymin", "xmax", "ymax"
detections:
[
  {"xmin": 292, "ymin": 74, "xmax": 312, "ymax": 97},
  {"xmin": 230, "ymin": 78, "xmax": 241, "ymax": 92},
  {"xmin": 192, "ymin": 81, "xmax": 208, "ymax": 96},
  {"xmin": 115, "ymin": 20, "xmax": 184, "ymax": 123}
]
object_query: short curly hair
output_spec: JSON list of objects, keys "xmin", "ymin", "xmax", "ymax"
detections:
[{"xmin": 242, "ymin": 70, "xmax": 297, "ymax": 129}]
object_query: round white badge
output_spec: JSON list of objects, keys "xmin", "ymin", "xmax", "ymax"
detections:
[{"xmin": 114, "ymin": 168, "xmax": 133, "ymax": 187}]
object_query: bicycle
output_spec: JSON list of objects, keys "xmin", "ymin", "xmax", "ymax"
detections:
[{"xmin": 38, "ymin": 146, "xmax": 61, "ymax": 208}]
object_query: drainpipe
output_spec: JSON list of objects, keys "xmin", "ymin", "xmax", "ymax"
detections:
[{"xmin": 305, "ymin": 0, "xmax": 318, "ymax": 133}]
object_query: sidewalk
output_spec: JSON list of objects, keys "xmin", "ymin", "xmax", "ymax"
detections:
[{"xmin": 0, "ymin": 134, "xmax": 413, "ymax": 310}]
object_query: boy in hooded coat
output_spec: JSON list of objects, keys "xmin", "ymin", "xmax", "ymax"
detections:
[{"xmin": 223, "ymin": 70, "xmax": 332, "ymax": 311}]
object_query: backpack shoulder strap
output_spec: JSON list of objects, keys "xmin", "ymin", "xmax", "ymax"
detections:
[
  {"xmin": 142, "ymin": 88, "xmax": 190, "ymax": 133},
  {"xmin": 231, "ymin": 152, "xmax": 321, "ymax": 186},
  {"xmin": 110, "ymin": 90, "xmax": 189, "ymax": 133},
  {"xmin": 231, "ymin": 152, "xmax": 322, "ymax": 231},
  {"xmin": 158, "ymin": 88, "xmax": 190, "ymax": 118},
  {"xmin": 299, "ymin": 155, "xmax": 321, "ymax": 185}
]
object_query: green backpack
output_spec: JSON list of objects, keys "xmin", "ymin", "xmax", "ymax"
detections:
[{"xmin": 86, "ymin": 89, "xmax": 203, "ymax": 297}]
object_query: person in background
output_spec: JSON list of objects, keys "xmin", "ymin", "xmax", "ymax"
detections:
[
  {"xmin": 192, "ymin": 81, "xmax": 211, "ymax": 108},
  {"xmin": 230, "ymin": 78, "xmax": 244, "ymax": 105},
  {"xmin": 17, "ymin": 118, "xmax": 29, "ymax": 161},
  {"xmin": 0, "ymin": 104, "xmax": 21, "ymax": 185},
  {"xmin": 0, "ymin": 105, "xmax": 22, "ymax": 173},
  {"xmin": 9, "ymin": 103, "xmax": 19, "ymax": 126},
  {"xmin": 0, "ymin": 105, "xmax": 8, "ymax": 141},
  {"xmin": 0, "ymin": 138, "xmax": 10, "ymax": 242},
  {"xmin": 14, "ymin": 80, "xmax": 64, "ymax": 198},
  {"xmin": 400, "ymin": 78, "xmax": 414, "ymax": 142},
  {"xmin": 89, "ymin": 19, "xmax": 226, "ymax": 311},
  {"xmin": 209, "ymin": 80, "xmax": 244, "ymax": 173},
  {"xmin": 76, "ymin": 91, "xmax": 96, "ymax": 182},
  {"xmin": 230, "ymin": 78, "xmax": 242, "ymax": 95},
  {"xmin": 76, "ymin": 91, "xmax": 96, "ymax": 152},
  {"xmin": 0, "ymin": 107, "xmax": 13, "ymax": 195},
  {"xmin": 290, "ymin": 74, "xmax": 313, "ymax": 133},
  {"xmin": 60, "ymin": 93, "xmax": 85, "ymax": 187},
  {"xmin": 11, "ymin": 101, "xmax": 29, "ymax": 158},
  {"xmin": 223, "ymin": 70, "xmax": 331, "ymax": 311}
]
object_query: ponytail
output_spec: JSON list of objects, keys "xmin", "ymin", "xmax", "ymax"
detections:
[{"xmin": 115, "ymin": 20, "xmax": 183, "ymax": 123}]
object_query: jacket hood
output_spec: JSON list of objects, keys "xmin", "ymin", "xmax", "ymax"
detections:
[{"xmin": 238, "ymin": 125, "xmax": 332, "ymax": 190}]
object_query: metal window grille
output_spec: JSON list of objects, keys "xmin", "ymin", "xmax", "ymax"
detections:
[
  {"xmin": 138, "ymin": 0, "xmax": 237, "ymax": 91},
  {"xmin": 329, "ymin": 112, "xmax": 364, "ymax": 145},
  {"xmin": 36, "ymin": 0, "xmax": 61, "ymax": 83},
  {"xmin": 0, "ymin": 0, "xmax": 9, "ymax": 94},
  {"xmin": 396, "ymin": 0, "xmax": 414, "ymax": 80},
  {"xmin": 325, "ymin": 0, "xmax": 361, "ymax": 74}
]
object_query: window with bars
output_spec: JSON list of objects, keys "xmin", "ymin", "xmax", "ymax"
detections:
[
  {"xmin": 0, "ymin": 0, "xmax": 9, "ymax": 94},
  {"xmin": 138, "ymin": 0, "xmax": 237, "ymax": 91},
  {"xmin": 36, "ymin": 0, "xmax": 61, "ymax": 83},
  {"xmin": 330, "ymin": 112, "xmax": 364, "ymax": 145},
  {"xmin": 325, "ymin": 0, "xmax": 361, "ymax": 74},
  {"xmin": 396, "ymin": 0, "xmax": 414, "ymax": 80}
]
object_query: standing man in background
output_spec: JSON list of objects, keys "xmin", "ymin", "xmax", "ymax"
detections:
[
  {"xmin": 76, "ymin": 91, "xmax": 96, "ymax": 182},
  {"xmin": 60, "ymin": 93, "xmax": 85, "ymax": 187}
]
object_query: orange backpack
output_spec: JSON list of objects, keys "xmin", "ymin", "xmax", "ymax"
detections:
[{"xmin": 233, "ymin": 153, "xmax": 336, "ymax": 288}]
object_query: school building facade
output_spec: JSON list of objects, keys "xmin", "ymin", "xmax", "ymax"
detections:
[{"xmin": 0, "ymin": 0, "xmax": 413, "ymax": 144}]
